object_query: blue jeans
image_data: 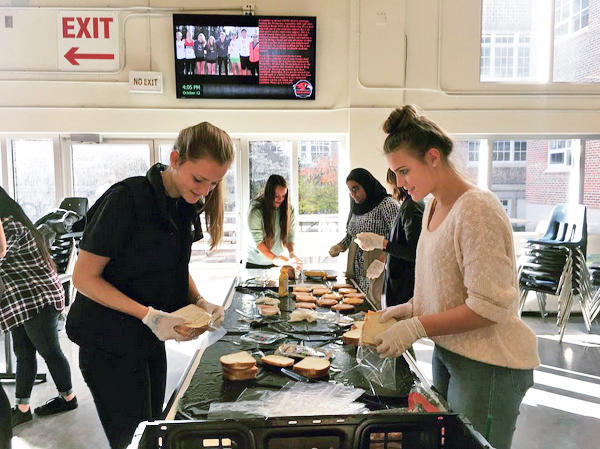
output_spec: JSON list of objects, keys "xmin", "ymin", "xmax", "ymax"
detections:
[
  {"xmin": 11, "ymin": 306, "xmax": 73, "ymax": 403},
  {"xmin": 432, "ymin": 344, "xmax": 533, "ymax": 449}
]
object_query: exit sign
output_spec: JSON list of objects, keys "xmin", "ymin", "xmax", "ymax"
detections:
[{"xmin": 58, "ymin": 11, "xmax": 119, "ymax": 71}]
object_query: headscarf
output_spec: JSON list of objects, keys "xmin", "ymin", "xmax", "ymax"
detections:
[{"xmin": 346, "ymin": 168, "xmax": 390, "ymax": 218}]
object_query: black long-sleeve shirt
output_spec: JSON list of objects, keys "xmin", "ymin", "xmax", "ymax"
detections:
[{"xmin": 384, "ymin": 198, "xmax": 424, "ymax": 306}]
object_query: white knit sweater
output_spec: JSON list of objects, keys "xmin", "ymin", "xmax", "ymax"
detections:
[{"xmin": 414, "ymin": 188, "xmax": 539, "ymax": 369}]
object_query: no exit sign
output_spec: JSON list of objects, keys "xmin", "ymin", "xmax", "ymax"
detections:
[{"xmin": 58, "ymin": 11, "xmax": 119, "ymax": 71}]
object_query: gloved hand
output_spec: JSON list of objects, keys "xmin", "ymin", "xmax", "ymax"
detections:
[
  {"xmin": 272, "ymin": 255, "xmax": 289, "ymax": 266},
  {"xmin": 366, "ymin": 259, "xmax": 385, "ymax": 279},
  {"xmin": 375, "ymin": 317, "xmax": 427, "ymax": 358},
  {"xmin": 354, "ymin": 232, "xmax": 385, "ymax": 251},
  {"xmin": 142, "ymin": 307, "xmax": 188, "ymax": 341},
  {"xmin": 380, "ymin": 300, "xmax": 413, "ymax": 322},
  {"xmin": 202, "ymin": 302, "xmax": 225, "ymax": 328},
  {"xmin": 289, "ymin": 253, "xmax": 303, "ymax": 270},
  {"xmin": 329, "ymin": 244, "xmax": 342, "ymax": 257}
]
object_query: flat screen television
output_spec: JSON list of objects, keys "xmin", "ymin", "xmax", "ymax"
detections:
[{"xmin": 173, "ymin": 14, "xmax": 316, "ymax": 100}]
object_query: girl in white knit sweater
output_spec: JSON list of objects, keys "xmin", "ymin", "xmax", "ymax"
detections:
[{"xmin": 374, "ymin": 105, "xmax": 539, "ymax": 449}]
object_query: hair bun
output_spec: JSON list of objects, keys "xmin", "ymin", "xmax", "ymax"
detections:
[{"xmin": 382, "ymin": 105, "xmax": 419, "ymax": 134}]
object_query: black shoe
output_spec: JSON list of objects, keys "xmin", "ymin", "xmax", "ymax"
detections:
[
  {"xmin": 11, "ymin": 407, "xmax": 32, "ymax": 427},
  {"xmin": 34, "ymin": 396, "xmax": 78, "ymax": 416}
]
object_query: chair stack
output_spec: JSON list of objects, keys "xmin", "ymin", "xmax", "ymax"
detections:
[{"xmin": 518, "ymin": 204, "xmax": 599, "ymax": 341}]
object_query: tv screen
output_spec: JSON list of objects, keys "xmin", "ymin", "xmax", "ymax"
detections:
[{"xmin": 173, "ymin": 14, "xmax": 316, "ymax": 100}]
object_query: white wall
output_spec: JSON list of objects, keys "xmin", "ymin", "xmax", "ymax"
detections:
[{"xmin": 1, "ymin": 0, "xmax": 600, "ymax": 182}]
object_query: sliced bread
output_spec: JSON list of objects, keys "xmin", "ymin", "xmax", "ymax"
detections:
[
  {"xmin": 342, "ymin": 328, "xmax": 361, "ymax": 346},
  {"xmin": 171, "ymin": 304, "xmax": 212, "ymax": 328},
  {"xmin": 361, "ymin": 311, "xmax": 396, "ymax": 346},
  {"xmin": 331, "ymin": 303, "xmax": 354, "ymax": 312},
  {"xmin": 222, "ymin": 365, "xmax": 258, "ymax": 381},
  {"xmin": 316, "ymin": 297, "xmax": 338, "ymax": 307},
  {"xmin": 292, "ymin": 356, "xmax": 330, "ymax": 379},
  {"xmin": 295, "ymin": 302, "xmax": 317, "ymax": 310},
  {"xmin": 258, "ymin": 305, "xmax": 280, "ymax": 316},
  {"xmin": 342, "ymin": 296, "xmax": 364, "ymax": 306},
  {"xmin": 219, "ymin": 351, "xmax": 257, "ymax": 370},
  {"xmin": 261, "ymin": 354, "xmax": 295, "ymax": 368}
]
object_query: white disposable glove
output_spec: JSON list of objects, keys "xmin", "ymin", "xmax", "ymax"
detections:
[
  {"xmin": 329, "ymin": 244, "xmax": 342, "ymax": 257},
  {"xmin": 142, "ymin": 307, "xmax": 188, "ymax": 341},
  {"xmin": 366, "ymin": 259, "xmax": 385, "ymax": 279},
  {"xmin": 198, "ymin": 299, "xmax": 225, "ymax": 328},
  {"xmin": 375, "ymin": 317, "xmax": 427, "ymax": 358},
  {"xmin": 380, "ymin": 300, "xmax": 414, "ymax": 322},
  {"xmin": 272, "ymin": 255, "xmax": 289, "ymax": 266},
  {"xmin": 289, "ymin": 253, "xmax": 303, "ymax": 270},
  {"xmin": 354, "ymin": 232, "xmax": 385, "ymax": 251}
]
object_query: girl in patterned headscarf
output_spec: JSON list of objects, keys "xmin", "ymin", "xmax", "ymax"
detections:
[{"xmin": 329, "ymin": 168, "xmax": 399, "ymax": 305}]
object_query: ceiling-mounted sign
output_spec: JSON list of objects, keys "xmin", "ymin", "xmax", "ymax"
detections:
[
  {"xmin": 129, "ymin": 71, "xmax": 163, "ymax": 94},
  {"xmin": 58, "ymin": 11, "xmax": 119, "ymax": 71}
]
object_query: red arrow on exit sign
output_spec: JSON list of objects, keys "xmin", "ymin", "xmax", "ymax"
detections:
[{"xmin": 64, "ymin": 47, "xmax": 115, "ymax": 65}]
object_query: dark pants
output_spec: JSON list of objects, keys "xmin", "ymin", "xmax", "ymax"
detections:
[
  {"xmin": 11, "ymin": 306, "xmax": 73, "ymax": 402},
  {"xmin": 245, "ymin": 262, "xmax": 275, "ymax": 269},
  {"xmin": 217, "ymin": 56, "xmax": 228, "ymax": 75},
  {"xmin": 79, "ymin": 343, "xmax": 166, "ymax": 449},
  {"xmin": 0, "ymin": 385, "xmax": 11, "ymax": 449}
]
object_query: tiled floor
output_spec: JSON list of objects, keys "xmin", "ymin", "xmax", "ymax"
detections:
[{"xmin": 2, "ymin": 264, "xmax": 599, "ymax": 449}]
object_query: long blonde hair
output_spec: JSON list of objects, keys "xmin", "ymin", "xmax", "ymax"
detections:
[{"xmin": 173, "ymin": 122, "xmax": 234, "ymax": 249}]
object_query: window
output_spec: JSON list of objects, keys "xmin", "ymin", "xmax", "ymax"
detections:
[
  {"xmin": 72, "ymin": 143, "xmax": 150, "ymax": 206},
  {"xmin": 10, "ymin": 139, "xmax": 56, "ymax": 221},
  {"xmin": 480, "ymin": 32, "xmax": 531, "ymax": 81},
  {"xmin": 555, "ymin": 0, "xmax": 589, "ymax": 38},
  {"xmin": 298, "ymin": 140, "xmax": 339, "ymax": 233},
  {"xmin": 493, "ymin": 141, "xmax": 511, "ymax": 161},
  {"xmin": 468, "ymin": 140, "xmax": 480, "ymax": 162},
  {"xmin": 490, "ymin": 140, "xmax": 527, "ymax": 162},
  {"xmin": 514, "ymin": 141, "xmax": 527, "ymax": 161},
  {"xmin": 481, "ymin": 0, "xmax": 599, "ymax": 84},
  {"xmin": 548, "ymin": 140, "xmax": 573, "ymax": 166},
  {"xmin": 248, "ymin": 141, "xmax": 292, "ymax": 201}
]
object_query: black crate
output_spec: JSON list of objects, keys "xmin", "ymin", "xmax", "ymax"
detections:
[{"xmin": 132, "ymin": 412, "xmax": 492, "ymax": 449}]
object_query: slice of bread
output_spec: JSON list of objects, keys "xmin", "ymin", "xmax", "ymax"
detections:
[
  {"xmin": 331, "ymin": 303, "xmax": 354, "ymax": 312},
  {"xmin": 351, "ymin": 320, "xmax": 365, "ymax": 330},
  {"xmin": 295, "ymin": 302, "xmax": 317, "ymax": 310},
  {"xmin": 292, "ymin": 356, "xmax": 330, "ymax": 379},
  {"xmin": 311, "ymin": 288, "xmax": 331, "ymax": 296},
  {"xmin": 338, "ymin": 288, "xmax": 358, "ymax": 295},
  {"xmin": 171, "ymin": 304, "xmax": 212, "ymax": 328},
  {"xmin": 261, "ymin": 354, "xmax": 295, "ymax": 368},
  {"xmin": 258, "ymin": 305, "xmax": 280, "ymax": 316},
  {"xmin": 342, "ymin": 296, "xmax": 364, "ymax": 306},
  {"xmin": 219, "ymin": 351, "xmax": 257, "ymax": 370},
  {"xmin": 342, "ymin": 328, "xmax": 361, "ymax": 346},
  {"xmin": 222, "ymin": 365, "xmax": 258, "ymax": 381},
  {"xmin": 322, "ymin": 293, "xmax": 342, "ymax": 300},
  {"xmin": 333, "ymin": 283, "xmax": 353, "ymax": 290},
  {"xmin": 316, "ymin": 298, "xmax": 338, "ymax": 307},
  {"xmin": 361, "ymin": 311, "xmax": 397, "ymax": 346},
  {"xmin": 293, "ymin": 294, "xmax": 317, "ymax": 303},
  {"xmin": 343, "ymin": 292, "xmax": 366, "ymax": 299}
]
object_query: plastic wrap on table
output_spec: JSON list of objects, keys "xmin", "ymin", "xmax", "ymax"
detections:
[
  {"xmin": 207, "ymin": 381, "xmax": 368, "ymax": 419},
  {"xmin": 177, "ymin": 337, "xmax": 415, "ymax": 420}
]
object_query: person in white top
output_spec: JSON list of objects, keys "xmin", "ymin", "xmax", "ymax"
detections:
[
  {"xmin": 375, "ymin": 105, "xmax": 539, "ymax": 449},
  {"xmin": 238, "ymin": 28, "xmax": 251, "ymax": 75}
]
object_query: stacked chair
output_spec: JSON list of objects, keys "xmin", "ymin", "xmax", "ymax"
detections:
[{"xmin": 518, "ymin": 203, "xmax": 599, "ymax": 341}]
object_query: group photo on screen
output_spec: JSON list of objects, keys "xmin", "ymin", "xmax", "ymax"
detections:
[{"xmin": 175, "ymin": 25, "xmax": 259, "ymax": 76}]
